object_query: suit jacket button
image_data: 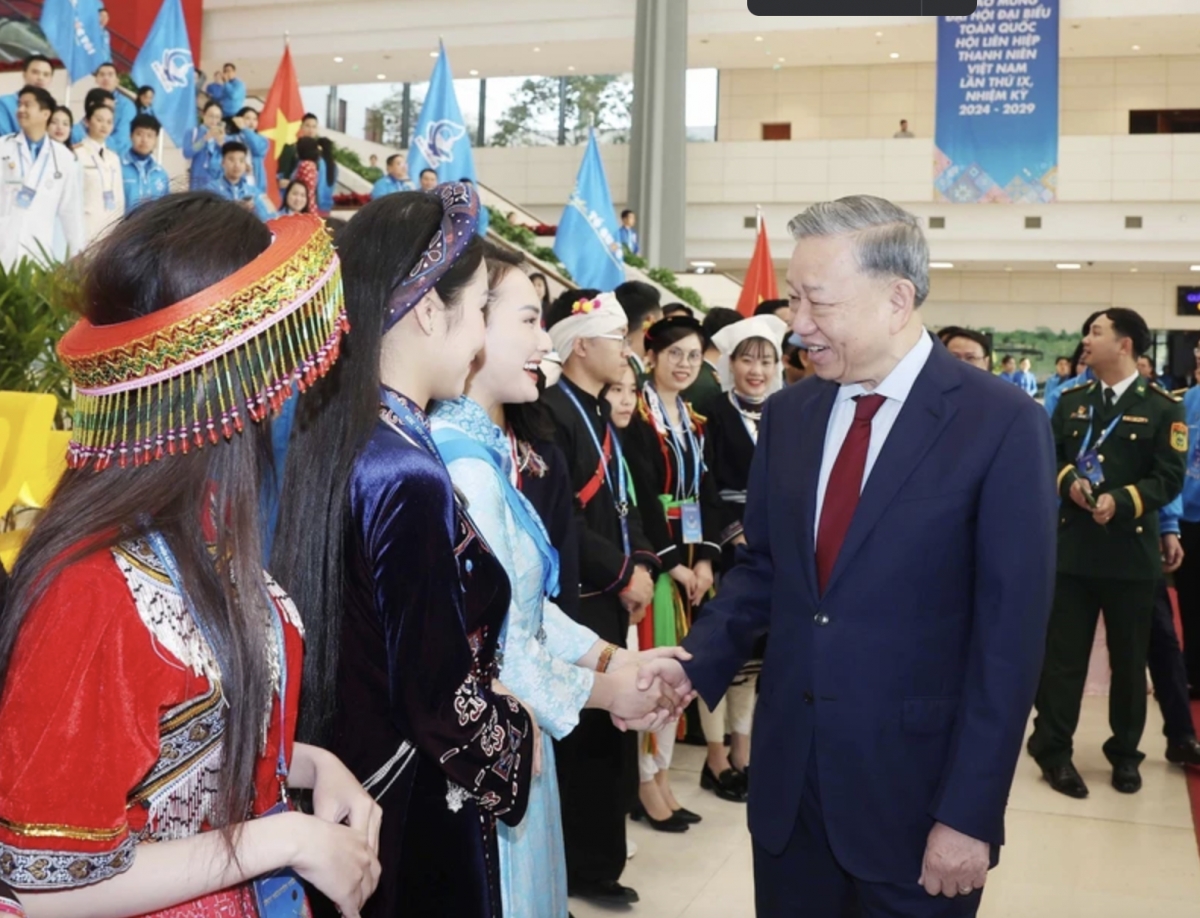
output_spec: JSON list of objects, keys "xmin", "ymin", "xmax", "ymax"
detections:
[
  {"xmin": 803, "ymin": 691, "xmax": 814, "ymax": 704},
  {"xmin": 814, "ymin": 613, "xmax": 830, "ymax": 626},
  {"xmin": 1136, "ymin": 526, "xmax": 1144, "ymax": 534}
]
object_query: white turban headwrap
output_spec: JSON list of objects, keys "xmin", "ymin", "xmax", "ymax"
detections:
[
  {"xmin": 711, "ymin": 314, "xmax": 789, "ymax": 394},
  {"xmin": 548, "ymin": 292, "xmax": 629, "ymax": 362}
]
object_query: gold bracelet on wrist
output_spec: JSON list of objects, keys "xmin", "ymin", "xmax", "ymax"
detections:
[{"xmin": 597, "ymin": 643, "xmax": 619, "ymax": 674}]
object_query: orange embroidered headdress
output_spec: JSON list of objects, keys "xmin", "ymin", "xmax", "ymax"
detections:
[{"xmin": 57, "ymin": 214, "xmax": 348, "ymax": 471}]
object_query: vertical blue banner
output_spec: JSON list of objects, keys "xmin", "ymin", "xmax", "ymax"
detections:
[
  {"xmin": 934, "ymin": 0, "xmax": 1059, "ymax": 203},
  {"xmin": 554, "ymin": 130, "xmax": 626, "ymax": 292}
]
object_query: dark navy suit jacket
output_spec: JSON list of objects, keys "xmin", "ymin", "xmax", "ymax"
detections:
[{"xmin": 683, "ymin": 338, "xmax": 1057, "ymax": 883}]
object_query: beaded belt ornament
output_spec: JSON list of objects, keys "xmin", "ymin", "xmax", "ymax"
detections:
[{"xmin": 57, "ymin": 214, "xmax": 348, "ymax": 470}]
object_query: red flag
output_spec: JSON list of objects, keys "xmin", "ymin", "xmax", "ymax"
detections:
[
  {"xmin": 736, "ymin": 213, "xmax": 779, "ymax": 318},
  {"xmin": 258, "ymin": 46, "xmax": 305, "ymax": 207}
]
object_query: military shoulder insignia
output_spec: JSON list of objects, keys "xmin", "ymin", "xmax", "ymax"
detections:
[
  {"xmin": 1151, "ymin": 383, "xmax": 1183, "ymax": 403},
  {"xmin": 1060, "ymin": 380, "xmax": 1095, "ymax": 397},
  {"xmin": 1171, "ymin": 422, "xmax": 1188, "ymax": 452}
]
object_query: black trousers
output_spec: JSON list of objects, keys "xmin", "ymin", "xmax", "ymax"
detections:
[
  {"xmin": 1148, "ymin": 578, "xmax": 1196, "ymax": 744},
  {"xmin": 1176, "ymin": 520, "xmax": 1200, "ymax": 687},
  {"xmin": 1029, "ymin": 574, "xmax": 1157, "ymax": 769},
  {"xmin": 555, "ymin": 593, "xmax": 636, "ymax": 887},
  {"xmin": 555, "ymin": 711, "xmax": 636, "ymax": 886},
  {"xmin": 754, "ymin": 755, "xmax": 982, "ymax": 918}
]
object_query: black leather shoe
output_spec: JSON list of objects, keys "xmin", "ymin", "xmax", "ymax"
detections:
[
  {"xmin": 568, "ymin": 880, "xmax": 640, "ymax": 904},
  {"xmin": 1167, "ymin": 737, "xmax": 1200, "ymax": 767},
  {"xmin": 1112, "ymin": 763, "xmax": 1142, "ymax": 794},
  {"xmin": 672, "ymin": 806, "xmax": 703, "ymax": 824},
  {"xmin": 701, "ymin": 763, "xmax": 749, "ymax": 802},
  {"xmin": 630, "ymin": 802, "xmax": 690, "ymax": 833},
  {"xmin": 1041, "ymin": 762, "xmax": 1089, "ymax": 798}
]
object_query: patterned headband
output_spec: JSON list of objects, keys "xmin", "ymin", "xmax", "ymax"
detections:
[
  {"xmin": 57, "ymin": 214, "xmax": 348, "ymax": 471},
  {"xmin": 384, "ymin": 181, "xmax": 480, "ymax": 333}
]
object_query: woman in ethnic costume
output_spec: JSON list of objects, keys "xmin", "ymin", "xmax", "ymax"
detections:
[
  {"xmin": 272, "ymin": 186, "xmax": 536, "ymax": 918},
  {"xmin": 694, "ymin": 314, "xmax": 788, "ymax": 803},
  {"xmin": 624, "ymin": 315, "xmax": 725, "ymax": 831},
  {"xmin": 429, "ymin": 244, "xmax": 686, "ymax": 918},
  {"xmin": 0, "ymin": 195, "xmax": 381, "ymax": 917}
]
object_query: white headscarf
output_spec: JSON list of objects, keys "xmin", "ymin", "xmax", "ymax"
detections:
[
  {"xmin": 711, "ymin": 314, "xmax": 789, "ymax": 394},
  {"xmin": 548, "ymin": 292, "xmax": 628, "ymax": 362}
]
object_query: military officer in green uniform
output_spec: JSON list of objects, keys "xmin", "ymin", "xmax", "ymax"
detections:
[{"xmin": 1029, "ymin": 308, "xmax": 1187, "ymax": 799}]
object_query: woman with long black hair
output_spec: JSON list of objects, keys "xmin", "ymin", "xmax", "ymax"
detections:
[
  {"xmin": 0, "ymin": 195, "xmax": 380, "ymax": 917},
  {"xmin": 272, "ymin": 184, "xmax": 536, "ymax": 918}
]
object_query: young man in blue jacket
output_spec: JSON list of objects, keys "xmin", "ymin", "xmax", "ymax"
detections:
[{"xmin": 122, "ymin": 115, "xmax": 170, "ymax": 212}]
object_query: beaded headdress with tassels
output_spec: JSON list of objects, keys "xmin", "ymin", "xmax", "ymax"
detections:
[{"xmin": 57, "ymin": 214, "xmax": 348, "ymax": 471}]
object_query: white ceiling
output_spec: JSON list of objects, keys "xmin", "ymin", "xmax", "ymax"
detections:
[{"xmin": 200, "ymin": 0, "xmax": 1200, "ymax": 91}]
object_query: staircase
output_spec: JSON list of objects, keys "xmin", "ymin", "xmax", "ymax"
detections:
[{"xmin": 0, "ymin": 0, "xmax": 138, "ymax": 72}]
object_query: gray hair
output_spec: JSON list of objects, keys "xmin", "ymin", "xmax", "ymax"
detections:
[{"xmin": 787, "ymin": 195, "xmax": 930, "ymax": 307}]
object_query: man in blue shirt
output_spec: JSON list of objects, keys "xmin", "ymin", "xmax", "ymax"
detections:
[
  {"xmin": 371, "ymin": 154, "xmax": 415, "ymax": 200},
  {"xmin": 1015, "ymin": 357, "xmax": 1038, "ymax": 397},
  {"xmin": 618, "ymin": 208, "xmax": 639, "ymax": 255},
  {"xmin": 997, "ymin": 354, "xmax": 1019, "ymax": 385},
  {"xmin": 122, "ymin": 114, "xmax": 170, "ymax": 212},
  {"xmin": 207, "ymin": 63, "xmax": 247, "ymax": 119},
  {"xmin": 211, "ymin": 141, "xmax": 274, "ymax": 221},
  {"xmin": 0, "ymin": 55, "xmax": 55, "ymax": 136},
  {"xmin": 94, "ymin": 63, "xmax": 134, "ymax": 156}
]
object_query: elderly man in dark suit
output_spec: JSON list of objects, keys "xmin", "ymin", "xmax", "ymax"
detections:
[{"xmin": 654, "ymin": 195, "xmax": 1057, "ymax": 917}]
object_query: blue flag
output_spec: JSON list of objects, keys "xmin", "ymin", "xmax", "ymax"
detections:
[
  {"xmin": 131, "ymin": 0, "xmax": 195, "ymax": 149},
  {"xmin": 408, "ymin": 43, "xmax": 488, "ymax": 235},
  {"xmin": 40, "ymin": 0, "xmax": 105, "ymax": 83},
  {"xmin": 554, "ymin": 130, "xmax": 625, "ymax": 291}
]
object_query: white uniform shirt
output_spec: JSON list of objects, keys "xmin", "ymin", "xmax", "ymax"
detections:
[
  {"xmin": 75, "ymin": 136, "xmax": 126, "ymax": 246},
  {"xmin": 0, "ymin": 132, "xmax": 84, "ymax": 268},
  {"xmin": 814, "ymin": 329, "xmax": 934, "ymax": 537}
]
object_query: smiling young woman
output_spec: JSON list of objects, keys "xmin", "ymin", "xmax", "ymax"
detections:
[{"xmin": 623, "ymin": 315, "xmax": 725, "ymax": 830}]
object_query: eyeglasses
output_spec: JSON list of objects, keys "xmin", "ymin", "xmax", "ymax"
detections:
[
  {"xmin": 665, "ymin": 347, "xmax": 704, "ymax": 366},
  {"xmin": 949, "ymin": 351, "xmax": 988, "ymax": 365}
]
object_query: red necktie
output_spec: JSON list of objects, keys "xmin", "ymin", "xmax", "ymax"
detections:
[{"xmin": 816, "ymin": 394, "xmax": 887, "ymax": 594}]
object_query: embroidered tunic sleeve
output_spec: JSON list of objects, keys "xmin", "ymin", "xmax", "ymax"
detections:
[
  {"xmin": 448, "ymin": 456, "xmax": 595, "ymax": 740},
  {"xmin": 0, "ymin": 554, "xmax": 175, "ymax": 890},
  {"xmin": 359, "ymin": 449, "xmax": 533, "ymax": 817}
]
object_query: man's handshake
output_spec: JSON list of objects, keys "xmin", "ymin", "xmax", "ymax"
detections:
[{"xmin": 600, "ymin": 647, "xmax": 697, "ymax": 733}]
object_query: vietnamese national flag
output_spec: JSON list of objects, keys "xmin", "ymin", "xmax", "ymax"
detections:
[
  {"xmin": 259, "ymin": 46, "xmax": 305, "ymax": 207},
  {"xmin": 736, "ymin": 212, "xmax": 779, "ymax": 318}
]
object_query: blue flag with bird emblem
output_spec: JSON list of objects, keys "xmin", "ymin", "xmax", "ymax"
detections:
[
  {"xmin": 554, "ymin": 130, "xmax": 626, "ymax": 291},
  {"xmin": 130, "ymin": 0, "xmax": 195, "ymax": 149},
  {"xmin": 408, "ymin": 42, "xmax": 487, "ymax": 235},
  {"xmin": 39, "ymin": 0, "xmax": 105, "ymax": 83}
]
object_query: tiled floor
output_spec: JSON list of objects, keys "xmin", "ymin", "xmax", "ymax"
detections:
[{"xmin": 570, "ymin": 697, "xmax": 1200, "ymax": 918}]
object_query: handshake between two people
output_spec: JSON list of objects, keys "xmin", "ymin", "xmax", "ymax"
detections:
[{"xmin": 597, "ymin": 646, "xmax": 697, "ymax": 734}]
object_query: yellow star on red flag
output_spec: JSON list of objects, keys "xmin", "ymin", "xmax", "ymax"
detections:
[{"xmin": 258, "ymin": 45, "xmax": 306, "ymax": 207}]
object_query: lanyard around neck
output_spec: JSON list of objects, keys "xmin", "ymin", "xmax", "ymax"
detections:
[
  {"xmin": 1078, "ymin": 406, "xmax": 1124, "ymax": 460},
  {"xmin": 646, "ymin": 383, "xmax": 702, "ymax": 499},
  {"xmin": 144, "ymin": 530, "xmax": 290, "ymax": 782},
  {"xmin": 559, "ymin": 382, "xmax": 630, "ymax": 555}
]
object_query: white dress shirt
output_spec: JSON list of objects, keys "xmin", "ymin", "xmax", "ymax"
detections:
[
  {"xmin": 1100, "ymin": 370, "xmax": 1140, "ymax": 406},
  {"xmin": 814, "ymin": 329, "xmax": 934, "ymax": 537}
]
